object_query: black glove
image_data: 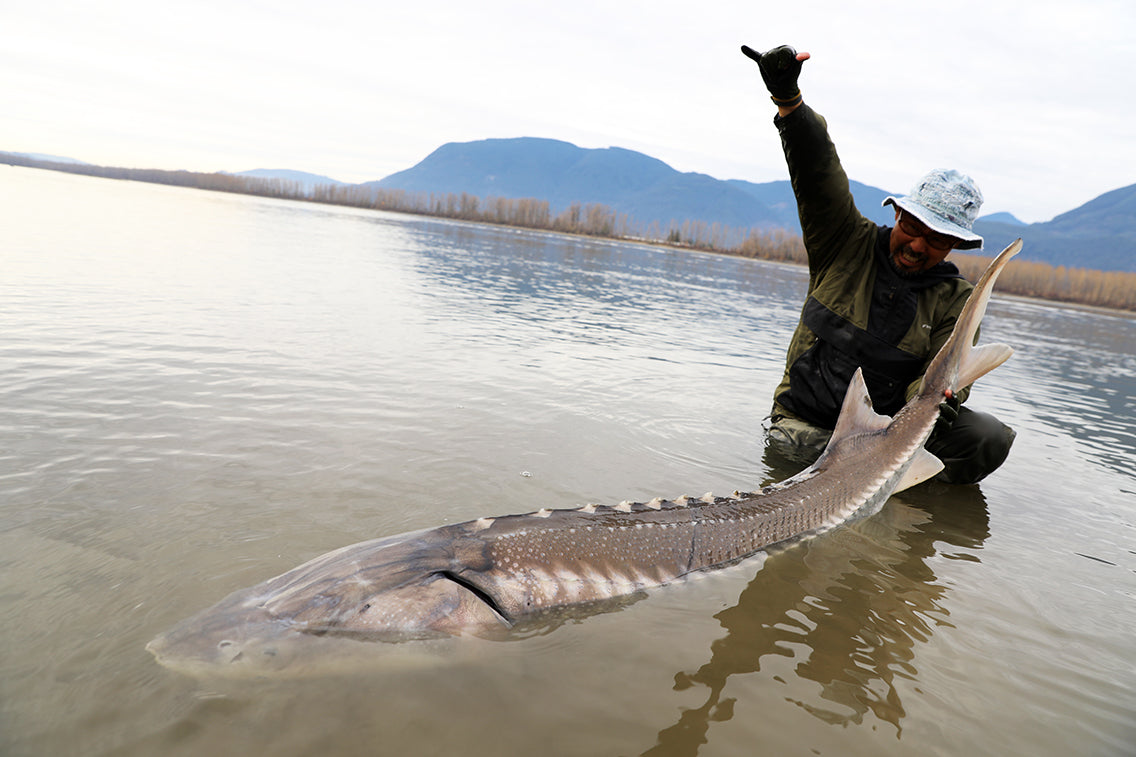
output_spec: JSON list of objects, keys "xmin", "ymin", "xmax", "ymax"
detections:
[
  {"xmin": 740, "ymin": 44, "xmax": 806, "ymax": 105},
  {"xmin": 932, "ymin": 393, "xmax": 961, "ymax": 442}
]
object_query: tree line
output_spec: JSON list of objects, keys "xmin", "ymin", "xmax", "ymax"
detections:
[{"xmin": 4, "ymin": 152, "xmax": 1133, "ymax": 311}]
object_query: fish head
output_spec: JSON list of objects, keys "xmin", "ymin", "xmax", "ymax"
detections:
[
  {"xmin": 145, "ymin": 584, "xmax": 301, "ymax": 676},
  {"xmin": 146, "ymin": 529, "xmax": 510, "ymax": 677}
]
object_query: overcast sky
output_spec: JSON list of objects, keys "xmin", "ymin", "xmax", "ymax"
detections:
[{"xmin": 4, "ymin": 0, "xmax": 1133, "ymax": 223}]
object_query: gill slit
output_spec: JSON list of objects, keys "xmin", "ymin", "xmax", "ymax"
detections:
[{"xmin": 438, "ymin": 571, "xmax": 515, "ymax": 624}]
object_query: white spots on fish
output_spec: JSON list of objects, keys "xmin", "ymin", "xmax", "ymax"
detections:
[{"xmin": 482, "ymin": 492, "xmax": 781, "ymax": 609}]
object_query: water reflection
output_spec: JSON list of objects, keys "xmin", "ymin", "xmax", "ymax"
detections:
[
  {"xmin": 982, "ymin": 300, "xmax": 1136, "ymax": 480},
  {"xmin": 643, "ymin": 460, "xmax": 990, "ymax": 755},
  {"xmin": 390, "ymin": 216, "xmax": 806, "ymax": 351}
]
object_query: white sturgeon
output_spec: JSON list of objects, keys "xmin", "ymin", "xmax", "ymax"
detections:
[{"xmin": 147, "ymin": 240, "xmax": 1022, "ymax": 676}]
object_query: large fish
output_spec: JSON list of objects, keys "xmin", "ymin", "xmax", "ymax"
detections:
[{"xmin": 147, "ymin": 240, "xmax": 1022, "ymax": 676}]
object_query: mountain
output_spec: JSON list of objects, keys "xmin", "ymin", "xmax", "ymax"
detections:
[
  {"xmin": 979, "ymin": 211, "xmax": 1025, "ymax": 226},
  {"xmin": 369, "ymin": 138, "xmax": 784, "ymax": 230},
  {"xmin": 232, "ymin": 169, "xmax": 344, "ymax": 191},
  {"xmin": 973, "ymin": 184, "xmax": 1136, "ymax": 272},
  {"xmin": 369, "ymin": 137, "xmax": 924, "ymax": 233},
  {"xmin": 373, "ymin": 137, "xmax": 1135, "ymax": 273}
]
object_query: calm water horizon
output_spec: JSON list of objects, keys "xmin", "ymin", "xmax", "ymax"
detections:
[{"xmin": 2, "ymin": 166, "xmax": 1133, "ymax": 756}]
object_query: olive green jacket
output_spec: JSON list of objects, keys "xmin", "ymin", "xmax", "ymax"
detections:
[{"xmin": 770, "ymin": 105, "xmax": 974, "ymax": 428}]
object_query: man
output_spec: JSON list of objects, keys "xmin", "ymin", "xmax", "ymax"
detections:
[{"xmin": 741, "ymin": 44, "xmax": 1015, "ymax": 484}]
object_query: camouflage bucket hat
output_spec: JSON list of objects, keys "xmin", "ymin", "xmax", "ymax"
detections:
[{"xmin": 883, "ymin": 168, "xmax": 984, "ymax": 250}]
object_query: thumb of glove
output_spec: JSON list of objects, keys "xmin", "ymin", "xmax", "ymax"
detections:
[{"xmin": 740, "ymin": 44, "xmax": 807, "ymax": 102}]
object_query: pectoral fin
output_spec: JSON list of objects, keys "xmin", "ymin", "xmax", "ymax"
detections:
[{"xmin": 893, "ymin": 448, "xmax": 945, "ymax": 492}]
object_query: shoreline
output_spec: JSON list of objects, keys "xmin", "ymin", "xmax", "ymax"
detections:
[{"xmin": 4, "ymin": 155, "xmax": 1133, "ymax": 313}]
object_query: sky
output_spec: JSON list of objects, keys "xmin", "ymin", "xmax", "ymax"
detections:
[{"xmin": 4, "ymin": 0, "xmax": 1134, "ymax": 224}]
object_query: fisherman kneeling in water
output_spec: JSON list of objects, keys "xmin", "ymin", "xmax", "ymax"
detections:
[{"xmin": 741, "ymin": 43, "xmax": 1015, "ymax": 484}]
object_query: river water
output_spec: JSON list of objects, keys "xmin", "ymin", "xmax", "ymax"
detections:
[{"xmin": 2, "ymin": 166, "xmax": 1133, "ymax": 757}]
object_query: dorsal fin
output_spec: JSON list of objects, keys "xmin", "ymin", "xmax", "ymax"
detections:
[{"xmin": 828, "ymin": 368, "xmax": 891, "ymax": 446}]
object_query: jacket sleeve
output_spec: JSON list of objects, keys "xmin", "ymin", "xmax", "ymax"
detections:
[{"xmin": 776, "ymin": 105, "xmax": 874, "ymax": 273}]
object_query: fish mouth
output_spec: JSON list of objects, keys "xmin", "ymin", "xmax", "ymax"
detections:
[
  {"xmin": 145, "ymin": 624, "xmax": 465, "ymax": 679},
  {"xmin": 144, "ymin": 605, "xmax": 291, "ymax": 675},
  {"xmin": 145, "ymin": 628, "xmax": 288, "ymax": 678}
]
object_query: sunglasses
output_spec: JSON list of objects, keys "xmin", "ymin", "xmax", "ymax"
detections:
[{"xmin": 896, "ymin": 212, "xmax": 959, "ymax": 252}]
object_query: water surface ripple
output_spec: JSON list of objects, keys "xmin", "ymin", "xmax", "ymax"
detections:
[{"xmin": 1, "ymin": 167, "xmax": 1133, "ymax": 757}]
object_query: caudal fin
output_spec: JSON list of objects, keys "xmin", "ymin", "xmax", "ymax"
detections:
[
  {"xmin": 957, "ymin": 342, "xmax": 1015, "ymax": 390},
  {"xmin": 953, "ymin": 238, "xmax": 1020, "ymax": 388},
  {"xmin": 923, "ymin": 238, "xmax": 1021, "ymax": 395}
]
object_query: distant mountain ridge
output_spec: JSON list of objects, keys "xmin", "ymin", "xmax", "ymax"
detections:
[
  {"xmin": 372, "ymin": 137, "xmax": 1135, "ymax": 273},
  {"xmin": 5, "ymin": 144, "xmax": 1132, "ymax": 272},
  {"xmin": 371, "ymin": 137, "xmax": 811, "ymax": 231},
  {"xmin": 230, "ymin": 169, "xmax": 344, "ymax": 191}
]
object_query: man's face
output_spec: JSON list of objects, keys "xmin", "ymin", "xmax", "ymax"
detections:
[{"xmin": 890, "ymin": 210, "xmax": 960, "ymax": 274}]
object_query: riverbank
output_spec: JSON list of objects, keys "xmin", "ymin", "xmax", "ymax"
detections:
[{"xmin": 5, "ymin": 153, "xmax": 1133, "ymax": 311}]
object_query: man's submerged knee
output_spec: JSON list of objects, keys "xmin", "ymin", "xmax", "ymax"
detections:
[
  {"xmin": 766, "ymin": 414, "xmax": 831, "ymax": 461},
  {"xmin": 928, "ymin": 407, "xmax": 1015, "ymax": 484}
]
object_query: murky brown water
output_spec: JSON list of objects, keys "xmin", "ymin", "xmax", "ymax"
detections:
[{"xmin": 2, "ymin": 167, "xmax": 1133, "ymax": 756}]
